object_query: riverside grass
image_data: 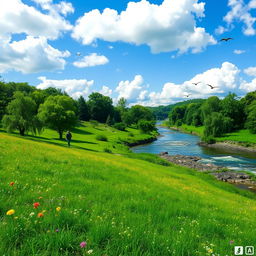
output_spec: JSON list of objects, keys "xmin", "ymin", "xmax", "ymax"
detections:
[{"xmin": 0, "ymin": 126, "xmax": 256, "ymax": 255}]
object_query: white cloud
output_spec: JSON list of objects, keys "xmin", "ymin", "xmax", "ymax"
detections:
[
  {"xmin": 0, "ymin": 0, "xmax": 72, "ymax": 40},
  {"xmin": 36, "ymin": 77, "xmax": 94, "ymax": 98},
  {"xmin": 0, "ymin": 36, "xmax": 70, "ymax": 73},
  {"xmin": 116, "ymin": 75, "xmax": 145, "ymax": 101},
  {"xmin": 224, "ymin": 0, "xmax": 256, "ymax": 36},
  {"xmin": 234, "ymin": 49, "xmax": 246, "ymax": 54},
  {"xmin": 244, "ymin": 66, "xmax": 256, "ymax": 76},
  {"xmin": 100, "ymin": 86, "xmax": 112, "ymax": 96},
  {"xmin": 240, "ymin": 78, "xmax": 256, "ymax": 92},
  {"xmin": 72, "ymin": 0, "xmax": 216, "ymax": 54},
  {"xmin": 73, "ymin": 53, "xmax": 109, "ymax": 68},
  {"xmin": 215, "ymin": 25, "xmax": 228, "ymax": 35},
  {"xmin": 0, "ymin": 0, "xmax": 73, "ymax": 74},
  {"xmin": 135, "ymin": 62, "xmax": 243, "ymax": 106}
]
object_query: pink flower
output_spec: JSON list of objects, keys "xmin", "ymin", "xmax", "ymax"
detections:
[{"xmin": 80, "ymin": 241, "xmax": 87, "ymax": 248}]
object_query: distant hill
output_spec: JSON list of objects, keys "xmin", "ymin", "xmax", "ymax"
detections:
[{"xmin": 148, "ymin": 99, "xmax": 206, "ymax": 120}]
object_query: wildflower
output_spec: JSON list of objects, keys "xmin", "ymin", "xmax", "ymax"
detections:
[
  {"xmin": 87, "ymin": 249, "xmax": 93, "ymax": 254},
  {"xmin": 38, "ymin": 196, "xmax": 43, "ymax": 200},
  {"xmin": 33, "ymin": 202, "xmax": 40, "ymax": 209},
  {"xmin": 229, "ymin": 240, "xmax": 234, "ymax": 244},
  {"xmin": 14, "ymin": 216, "xmax": 19, "ymax": 220},
  {"xmin": 37, "ymin": 212, "xmax": 44, "ymax": 218},
  {"xmin": 29, "ymin": 212, "xmax": 35, "ymax": 217},
  {"xmin": 55, "ymin": 229, "xmax": 59, "ymax": 232},
  {"xmin": 80, "ymin": 241, "xmax": 87, "ymax": 248},
  {"xmin": 6, "ymin": 209, "xmax": 15, "ymax": 215},
  {"xmin": 9, "ymin": 182, "xmax": 15, "ymax": 186},
  {"xmin": 56, "ymin": 207, "xmax": 61, "ymax": 212}
]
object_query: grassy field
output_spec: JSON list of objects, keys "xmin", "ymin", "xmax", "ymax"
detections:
[
  {"xmin": 0, "ymin": 121, "xmax": 157, "ymax": 154},
  {"xmin": 0, "ymin": 126, "xmax": 256, "ymax": 255}
]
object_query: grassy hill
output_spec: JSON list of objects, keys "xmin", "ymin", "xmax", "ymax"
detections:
[{"xmin": 0, "ymin": 125, "xmax": 256, "ymax": 255}]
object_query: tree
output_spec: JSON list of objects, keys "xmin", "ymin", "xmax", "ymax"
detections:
[
  {"xmin": 201, "ymin": 96, "xmax": 221, "ymax": 122},
  {"xmin": 38, "ymin": 95, "xmax": 77, "ymax": 139},
  {"xmin": 77, "ymin": 96, "xmax": 90, "ymax": 121},
  {"xmin": 106, "ymin": 114, "xmax": 114, "ymax": 126},
  {"xmin": 221, "ymin": 93, "xmax": 245, "ymax": 129},
  {"xmin": 246, "ymin": 101, "xmax": 256, "ymax": 134},
  {"xmin": 138, "ymin": 120, "xmax": 156, "ymax": 133},
  {"xmin": 2, "ymin": 92, "xmax": 42, "ymax": 136},
  {"xmin": 127, "ymin": 105, "xmax": 155, "ymax": 125},
  {"xmin": 88, "ymin": 93, "xmax": 114, "ymax": 123},
  {"xmin": 169, "ymin": 105, "xmax": 187, "ymax": 125},
  {"xmin": 204, "ymin": 112, "xmax": 232, "ymax": 137}
]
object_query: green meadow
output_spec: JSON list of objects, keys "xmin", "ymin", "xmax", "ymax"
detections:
[{"xmin": 0, "ymin": 124, "xmax": 256, "ymax": 256}]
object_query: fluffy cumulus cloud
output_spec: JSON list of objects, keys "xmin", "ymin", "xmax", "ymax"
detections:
[
  {"xmin": 224, "ymin": 0, "xmax": 256, "ymax": 36},
  {"xmin": 36, "ymin": 77, "xmax": 94, "ymax": 98},
  {"xmin": 116, "ymin": 75, "xmax": 145, "ymax": 102},
  {"xmin": 244, "ymin": 66, "xmax": 256, "ymax": 76},
  {"xmin": 73, "ymin": 53, "xmax": 109, "ymax": 68},
  {"xmin": 0, "ymin": 36, "xmax": 70, "ymax": 73},
  {"xmin": 72, "ymin": 0, "xmax": 216, "ymax": 54},
  {"xmin": 133, "ymin": 62, "xmax": 246, "ymax": 106},
  {"xmin": 0, "ymin": 0, "xmax": 73, "ymax": 73},
  {"xmin": 100, "ymin": 86, "xmax": 112, "ymax": 96}
]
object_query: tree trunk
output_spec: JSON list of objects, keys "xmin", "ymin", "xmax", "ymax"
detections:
[
  {"xmin": 59, "ymin": 130, "xmax": 63, "ymax": 140},
  {"xmin": 19, "ymin": 128, "xmax": 25, "ymax": 136}
]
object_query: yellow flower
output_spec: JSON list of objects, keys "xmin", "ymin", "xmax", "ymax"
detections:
[
  {"xmin": 6, "ymin": 209, "xmax": 15, "ymax": 215},
  {"xmin": 56, "ymin": 207, "xmax": 61, "ymax": 212}
]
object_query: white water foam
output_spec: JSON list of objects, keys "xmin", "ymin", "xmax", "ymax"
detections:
[{"xmin": 212, "ymin": 156, "xmax": 247, "ymax": 163}]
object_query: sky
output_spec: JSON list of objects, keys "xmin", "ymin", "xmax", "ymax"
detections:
[{"xmin": 1, "ymin": 0, "xmax": 256, "ymax": 106}]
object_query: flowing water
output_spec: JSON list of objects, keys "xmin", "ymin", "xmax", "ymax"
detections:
[{"xmin": 132, "ymin": 125, "xmax": 256, "ymax": 174}]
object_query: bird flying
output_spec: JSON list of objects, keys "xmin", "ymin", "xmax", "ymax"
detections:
[
  {"xmin": 207, "ymin": 84, "xmax": 218, "ymax": 89},
  {"xmin": 184, "ymin": 93, "xmax": 191, "ymax": 98},
  {"xmin": 219, "ymin": 37, "xmax": 233, "ymax": 42},
  {"xmin": 76, "ymin": 52, "xmax": 81, "ymax": 56},
  {"xmin": 192, "ymin": 82, "xmax": 201, "ymax": 85}
]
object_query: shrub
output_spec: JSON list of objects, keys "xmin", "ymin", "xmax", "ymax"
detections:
[
  {"xmin": 103, "ymin": 148, "xmax": 112, "ymax": 153},
  {"xmin": 128, "ymin": 132, "xmax": 134, "ymax": 137},
  {"xmin": 202, "ymin": 136, "xmax": 216, "ymax": 144},
  {"xmin": 96, "ymin": 134, "xmax": 108, "ymax": 141},
  {"xmin": 113, "ymin": 122, "xmax": 126, "ymax": 131},
  {"xmin": 138, "ymin": 120, "xmax": 156, "ymax": 134}
]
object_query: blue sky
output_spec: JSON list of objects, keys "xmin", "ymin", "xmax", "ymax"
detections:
[{"xmin": 1, "ymin": 0, "xmax": 256, "ymax": 106}]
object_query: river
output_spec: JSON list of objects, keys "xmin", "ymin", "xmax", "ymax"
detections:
[{"xmin": 132, "ymin": 125, "xmax": 256, "ymax": 174}]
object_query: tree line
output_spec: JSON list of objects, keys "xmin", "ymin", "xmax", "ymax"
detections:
[
  {"xmin": 0, "ymin": 81, "xmax": 156, "ymax": 139},
  {"xmin": 168, "ymin": 92, "xmax": 256, "ymax": 141}
]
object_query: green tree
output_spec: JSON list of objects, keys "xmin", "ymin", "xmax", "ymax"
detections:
[
  {"xmin": 2, "ymin": 92, "xmax": 42, "ymax": 136},
  {"xmin": 138, "ymin": 120, "xmax": 156, "ymax": 133},
  {"xmin": 221, "ymin": 93, "xmax": 245, "ymax": 129},
  {"xmin": 204, "ymin": 112, "xmax": 232, "ymax": 137},
  {"xmin": 169, "ymin": 105, "xmax": 187, "ymax": 125},
  {"xmin": 246, "ymin": 101, "xmax": 256, "ymax": 133},
  {"xmin": 201, "ymin": 96, "xmax": 221, "ymax": 122},
  {"xmin": 77, "ymin": 96, "xmax": 90, "ymax": 121},
  {"xmin": 128, "ymin": 105, "xmax": 155, "ymax": 125},
  {"xmin": 88, "ymin": 93, "xmax": 114, "ymax": 123},
  {"xmin": 38, "ymin": 95, "xmax": 77, "ymax": 139}
]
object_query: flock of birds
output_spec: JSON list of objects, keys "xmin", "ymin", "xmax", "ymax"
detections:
[{"xmin": 183, "ymin": 37, "xmax": 233, "ymax": 98}]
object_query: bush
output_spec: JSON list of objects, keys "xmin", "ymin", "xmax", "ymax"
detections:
[
  {"xmin": 103, "ymin": 148, "xmax": 112, "ymax": 153},
  {"xmin": 96, "ymin": 134, "xmax": 108, "ymax": 141},
  {"xmin": 138, "ymin": 120, "xmax": 156, "ymax": 134},
  {"xmin": 202, "ymin": 136, "xmax": 216, "ymax": 144},
  {"xmin": 128, "ymin": 132, "xmax": 134, "ymax": 137},
  {"xmin": 113, "ymin": 122, "xmax": 126, "ymax": 131}
]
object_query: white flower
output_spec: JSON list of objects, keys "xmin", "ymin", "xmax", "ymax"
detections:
[{"xmin": 87, "ymin": 250, "xmax": 93, "ymax": 254}]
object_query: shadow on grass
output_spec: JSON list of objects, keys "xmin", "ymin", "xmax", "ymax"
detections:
[{"xmin": 72, "ymin": 127, "xmax": 92, "ymax": 135}]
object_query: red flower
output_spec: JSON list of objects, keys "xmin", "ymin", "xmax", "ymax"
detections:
[
  {"xmin": 10, "ymin": 182, "xmax": 15, "ymax": 186},
  {"xmin": 33, "ymin": 202, "xmax": 40, "ymax": 209}
]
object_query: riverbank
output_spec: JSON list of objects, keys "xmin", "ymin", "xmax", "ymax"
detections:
[
  {"xmin": 163, "ymin": 123, "xmax": 256, "ymax": 154},
  {"xmin": 159, "ymin": 152, "xmax": 256, "ymax": 191}
]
